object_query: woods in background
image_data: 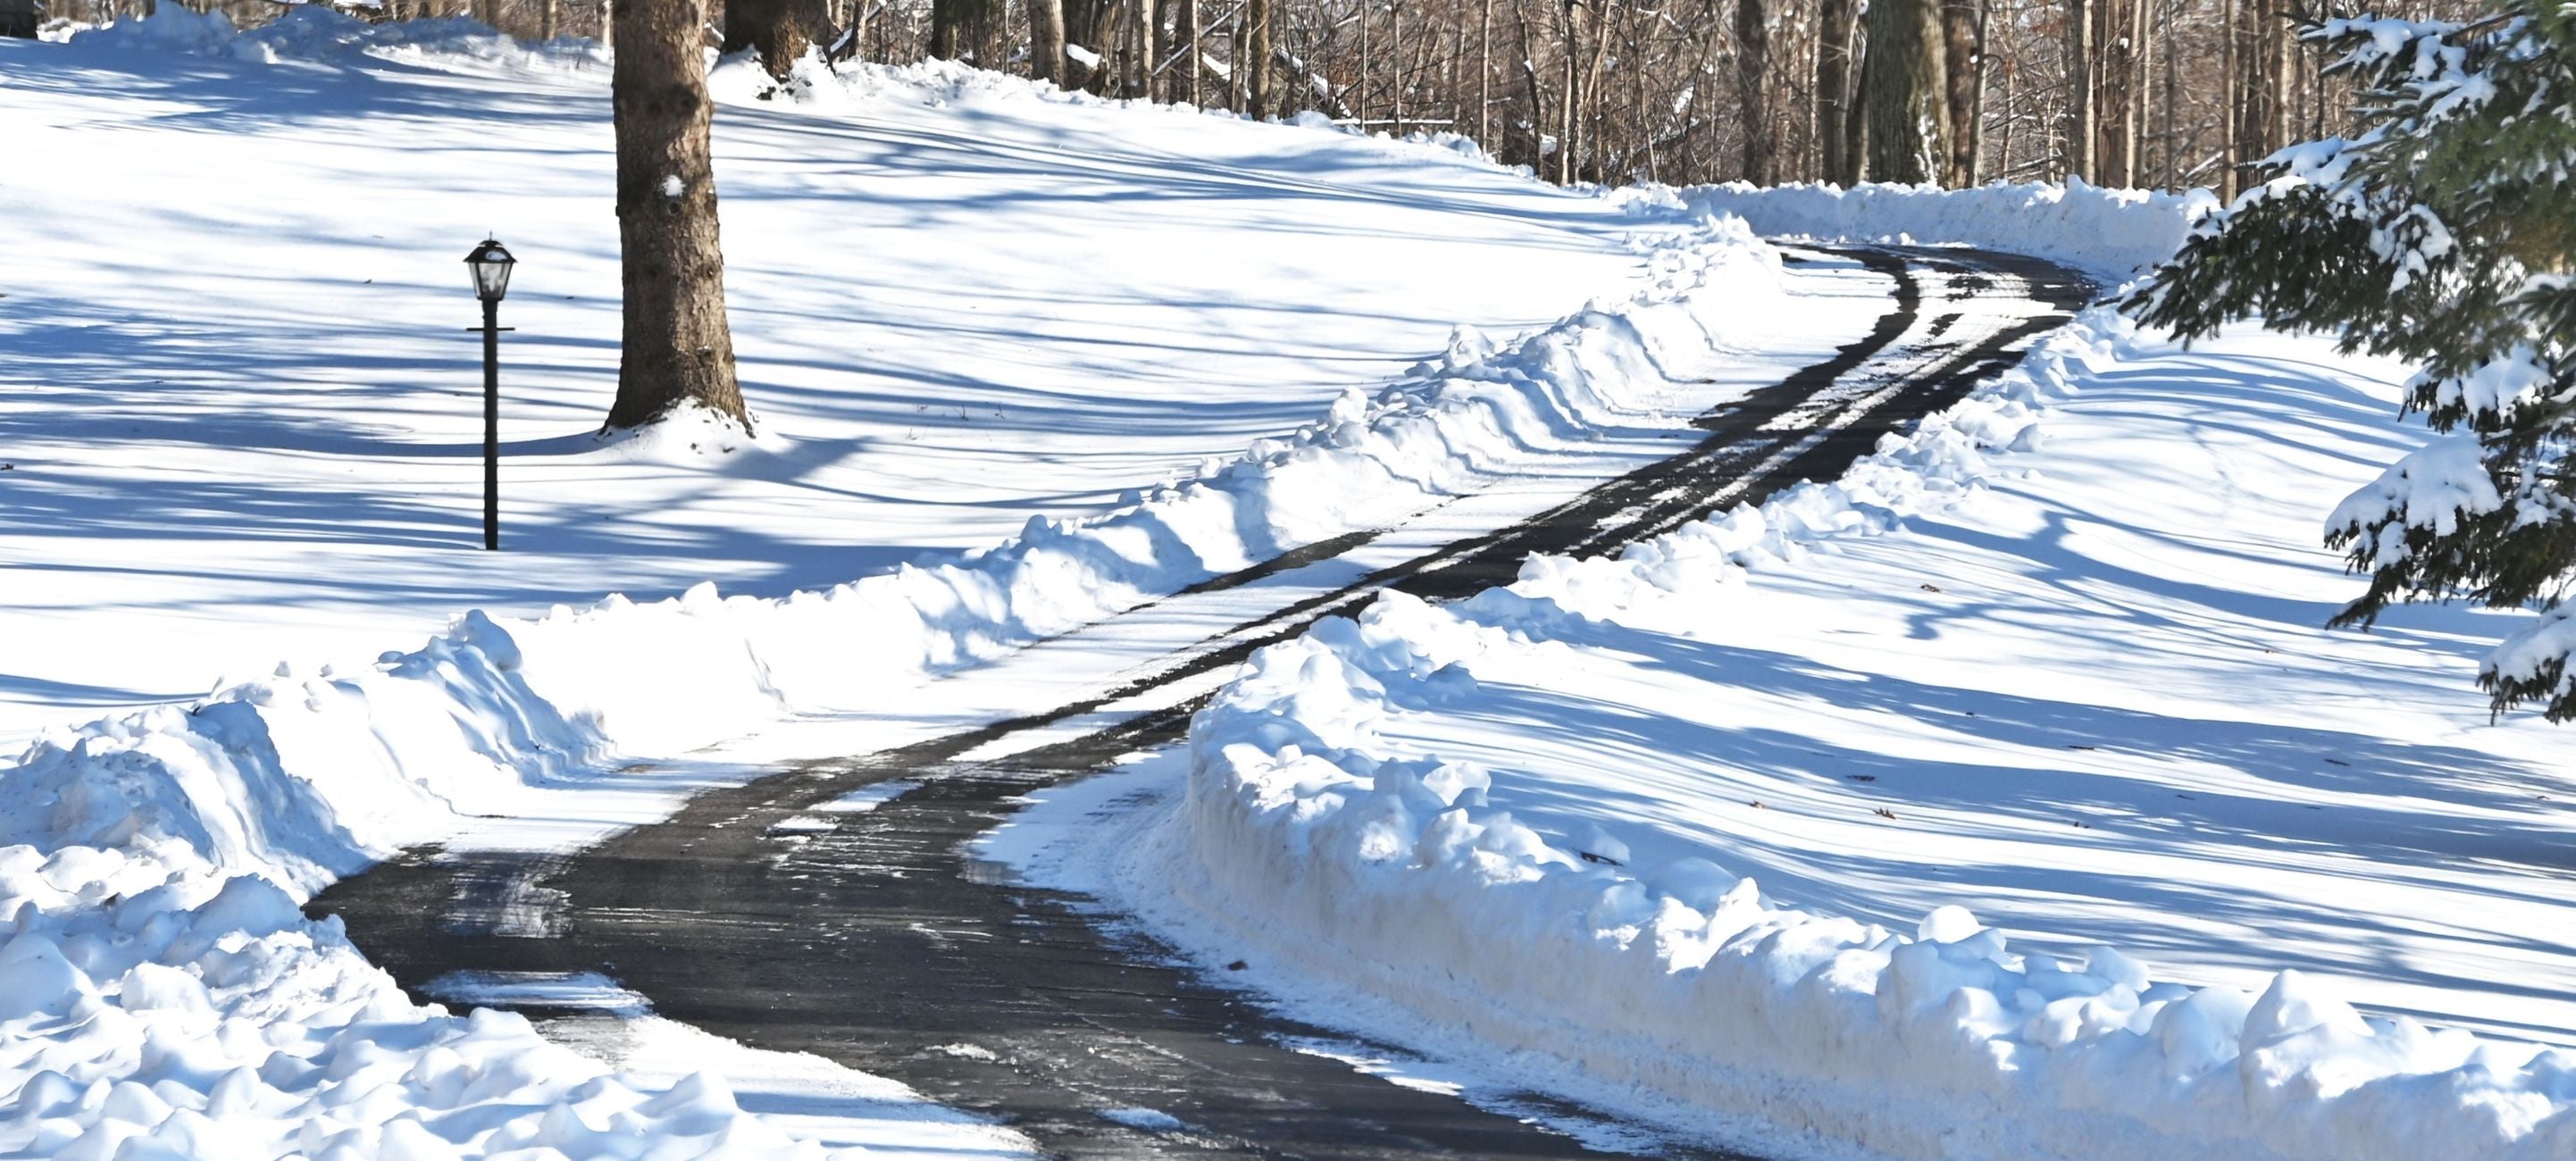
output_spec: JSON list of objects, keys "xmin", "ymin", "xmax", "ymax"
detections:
[{"xmin": 82, "ymin": 0, "xmax": 2497, "ymax": 195}]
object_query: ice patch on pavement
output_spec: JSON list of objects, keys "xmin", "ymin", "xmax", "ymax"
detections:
[
  {"xmin": 1097, "ymin": 1107, "xmax": 1188, "ymax": 1132},
  {"xmin": 424, "ymin": 970, "xmax": 651, "ymax": 1015},
  {"xmin": 818, "ymin": 781, "xmax": 921, "ymax": 814}
]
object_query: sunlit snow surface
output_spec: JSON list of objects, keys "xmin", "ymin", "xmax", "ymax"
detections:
[
  {"xmin": 992, "ymin": 308, "xmax": 2576, "ymax": 1158},
  {"xmin": 0, "ymin": 13, "xmax": 1743, "ymax": 1157},
  {"xmin": 0, "ymin": 13, "xmax": 1669, "ymax": 747}
]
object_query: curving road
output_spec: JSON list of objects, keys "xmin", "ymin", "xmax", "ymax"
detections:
[{"xmin": 313, "ymin": 246, "xmax": 2092, "ymax": 1160}]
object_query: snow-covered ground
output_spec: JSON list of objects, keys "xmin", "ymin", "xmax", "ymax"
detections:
[
  {"xmin": 14, "ymin": 9, "xmax": 2572, "ymax": 1159},
  {"xmin": 988, "ymin": 201, "xmax": 2576, "ymax": 1157},
  {"xmin": 0, "ymin": 12, "xmax": 1866, "ymax": 1156},
  {"xmin": 0, "ymin": 9, "xmax": 1679, "ymax": 749}
]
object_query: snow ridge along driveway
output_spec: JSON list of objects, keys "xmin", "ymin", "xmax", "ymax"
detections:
[
  {"xmin": 1060, "ymin": 210, "xmax": 2576, "ymax": 1156},
  {"xmin": 317, "ymin": 243, "xmax": 2090, "ymax": 1160},
  {"xmin": 0, "ymin": 13, "xmax": 1872, "ymax": 1156}
]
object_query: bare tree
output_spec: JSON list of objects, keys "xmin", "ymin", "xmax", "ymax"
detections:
[
  {"xmin": 1861, "ymin": 0, "xmax": 1948, "ymax": 182},
  {"xmin": 931, "ymin": 0, "xmax": 1001, "ymax": 61},
  {"xmin": 1030, "ymin": 0, "xmax": 1068, "ymax": 83},
  {"xmin": 724, "ymin": 0, "xmax": 832, "ymax": 76},
  {"xmin": 1941, "ymin": 0, "xmax": 1980, "ymax": 185},
  {"xmin": 1817, "ymin": 0, "xmax": 1859, "ymax": 183},
  {"xmin": 338, "ymin": 0, "xmax": 2390, "ymax": 198},
  {"xmin": 1735, "ymin": 0, "xmax": 1776, "ymax": 183},
  {"xmin": 2065, "ymin": 0, "xmax": 2095, "ymax": 180},
  {"xmin": 1246, "ymin": 0, "xmax": 1272, "ymax": 116},
  {"xmin": 606, "ymin": 0, "xmax": 750, "ymax": 430}
]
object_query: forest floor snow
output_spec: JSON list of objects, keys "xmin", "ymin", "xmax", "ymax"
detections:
[{"xmin": 0, "ymin": 9, "xmax": 1678, "ymax": 748}]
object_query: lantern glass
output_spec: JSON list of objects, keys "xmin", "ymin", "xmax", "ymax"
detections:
[{"xmin": 464, "ymin": 238, "xmax": 516, "ymax": 303}]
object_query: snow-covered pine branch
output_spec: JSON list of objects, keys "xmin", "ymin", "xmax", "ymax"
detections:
[{"xmin": 2126, "ymin": 1, "xmax": 2576, "ymax": 721}]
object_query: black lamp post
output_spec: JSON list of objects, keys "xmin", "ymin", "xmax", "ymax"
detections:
[{"xmin": 464, "ymin": 238, "xmax": 516, "ymax": 551}]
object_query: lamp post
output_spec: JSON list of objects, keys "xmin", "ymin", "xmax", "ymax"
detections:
[{"xmin": 464, "ymin": 238, "xmax": 516, "ymax": 551}]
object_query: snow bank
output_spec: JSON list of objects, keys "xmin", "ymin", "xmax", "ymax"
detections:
[
  {"xmin": 0, "ymin": 71, "xmax": 1784, "ymax": 1148},
  {"xmin": 1677, "ymin": 180, "xmax": 2216, "ymax": 278},
  {"xmin": 0, "ymin": 860, "xmax": 847, "ymax": 1157},
  {"xmin": 70, "ymin": 4, "xmax": 604, "ymax": 69},
  {"xmin": 4, "ymin": 205, "xmax": 1782, "ymax": 881},
  {"xmin": 1167, "ymin": 307, "xmax": 2576, "ymax": 1160},
  {"xmin": 0, "ymin": 247, "xmax": 1777, "ymax": 1153}
]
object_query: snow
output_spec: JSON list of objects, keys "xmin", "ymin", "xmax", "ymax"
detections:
[
  {"xmin": 1681, "ymin": 178, "xmax": 2214, "ymax": 277},
  {"xmin": 13, "ymin": 7, "xmax": 2569, "ymax": 1157},
  {"xmin": 0, "ymin": 866, "xmax": 1029, "ymax": 1158},
  {"xmin": 816, "ymin": 781, "xmax": 920, "ymax": 813},
  {"xmin": 1, "ymin": 9, "xmax": 1678, "ymax": 749},
  {"xmin": 0, "ymin": 10, "xmax": 1831, "ymax": 1157},
  {"xmin": 988, "ymin": 221, "xmax": 2576, "ymax": 1156},
  {"xmin": 2327, "ymin": 435, "xmax": 2502, "ymax": 554}
]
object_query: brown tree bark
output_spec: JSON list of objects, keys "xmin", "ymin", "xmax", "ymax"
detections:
[
  {"xmin": 1476, "ymin": 0, "xmax": 1493, "ymax": 146},
  {"xmin": 1133, "ymin": 0, "xmax": 1158, "ymax": 97},
  {"xmin": 2064, "ymin": 0, "xmax": 2094, "ymax": 180},
  {"xmin": 2227, "ymin": 0, "xmax": 2282, "ymax": 194},
  {"xmin": 1735, "ymin": 0, "xmax": 1775, "ymax": 183},
  {"xmin": 723, "ymin": 0, "xmax": 831, "ymax": 77},
  {"xmin": 1030, "ymin": 0, "xmax": 1068, "ymax": 84},
  {"xmin": 931, "ymin": 0, "xmax": 1001, "ymax": 62},
  {"xmin": 1939, "ymin": 0, "xmax": 1978, "ymax": 186},
  {"xmin": 1172, "ymin": 0, "xmax": 1197, "ymax": 103},
  {"xmin": 1861, "ymin": 0, "xmax": 1947, "ymax": 184},
  {"xmin": 1246, "ymin": 0, "xmax": 1271, "ymax": 118},
  {"xmin": 1357, "ymin": 0, "xmax": 1372, "ymax": 127},
  {"xmin": 1816, "ymin": 0, "xmax": 1857, "ymax": 184},
  {"xmin": 2218, "ymin": 0, "xmax": 2237, "ymax": 196},
  {"xmin": 606, "ymin": 0, "xmax": 749, "ymax": 432}
]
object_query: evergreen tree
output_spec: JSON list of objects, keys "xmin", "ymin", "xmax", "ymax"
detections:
[{"xmin": 2129, "ymin": 2, "xmax": 2576, "ymax": 720}]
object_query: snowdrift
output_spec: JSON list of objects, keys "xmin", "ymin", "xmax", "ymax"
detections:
[
  {"xmin": 0, "ymin": 16, "xmax": 1794, "ymax": 1144},
  {"xmin": 1680, "ymin": 180, "xmax": 2215, "ymax": 278},
  {"xmin": 1170, "ymin": 305, "xmax": 2576, "ymax": 1160}
]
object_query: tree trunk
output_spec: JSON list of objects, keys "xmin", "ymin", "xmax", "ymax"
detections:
[
  {"xmin": 1030, "ymin": 0, "xmax": 1066, "ymax": 83},
  {"xmin": 1735, "ymin": 0, "xmax": 1774, "ymax": 183},
  {"xmin": 1167, "ymin": 0, "xmax": 1191, "ymax": 101},
  {"xmin": 1843, "ymin": 14, "xmax": 1869, "ymax": 179},
  {"xmin": 607, "ymin": 0, "xmax": 749, "ymax": 432},
  {"xmin": 2064, "ymin": 0, "xmax": 2093, "ymax": 180},
  {"xmin": 1392, "ymin": 1, "xmax": 1406, "ymax": 134},
  {"xmin": 2160, "ymin": 0, "xmax": 2177, "ymax": 187},
  {"xmin": 1245, "ymin": 0, "xmax": 1270, "ymax": 118},
  {"xmin": 723, "ymin": 0, "xmax": 830, "ymax": 77},
  {"xmin": 1939, "ymin": 0, "xmax": 1978, "ymax": 186},
  {"xmin": 2228, "ymin": 0, "xmax": 2280, "ymax": 195},
  {"xmin": 1477, "ymin": 0, "xmax": 1492, "ymax": 146},
  {"xmin": 931, "ymin": 0, "xmax": 1000, "ymax": 62},
  {"xmin": 842, "ymin": 0, "xmax": 871, "ymax": 61},
  {"xmin": 1861, "ymin": 0, "xmax": 1946, "ymax": 184},
  {"xmin": 1357, "ymin": 0, "xmax": 1372, "ymax": 128},
  {"xmin": 2123, "ymin": 0, "xmax": 2145, "ymax": 184},
  {"xmin": 2219, "ymin": 0, "xmax": 2237, "ymax": 196},
  {"xmin": 540, "ymin": 0, "xmax": 559, "ymax": 39},
  {"xmin": 1558, "ymin": 0, "xmax": 1581, "ymax": 183},
  {"xmin": 1133, "ymin": 0, "xmax": 1157, "ymax": 97},
  {"xmin": 1816, "ymin": 0, "xmax": 1856, "ymax": 184}
]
